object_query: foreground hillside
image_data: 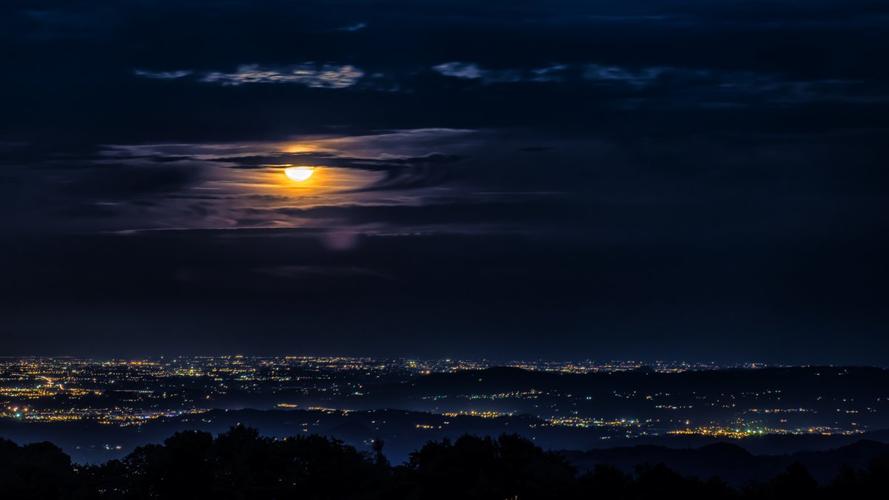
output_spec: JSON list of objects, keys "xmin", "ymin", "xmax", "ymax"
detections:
[{"xmin": 2, "ymin": 426, "xmax": 889, "ymax": 499}]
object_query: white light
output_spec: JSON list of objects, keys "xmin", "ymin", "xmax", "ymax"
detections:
[{"xmin": 284, "ymin": 166, "xmax": 315, "ymax": 182}]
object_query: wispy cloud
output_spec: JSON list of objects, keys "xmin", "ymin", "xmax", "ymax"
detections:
[
  {"xmin": 433, "ymin": 62, "xmax": 485, "ymax": 80},
  {"xmin": 134, "ymin": 64, "xmax": 364, "ymax": 89},
  {"xmin": 201, "ymin": 64, "xmax": 364, "ymax": 88},
  {"xmin": 433, "ymin": 61, "xmax": 670, "ymax": 87},
  {"xmin": 432, "ymin": 62, "xmax": 521, "ymax": 83},
  {"xmin": 338, "ymin": 22, "xmax": 367, "ymax": 32},
  {"xmin": 432, "ymin": 62, "xmax": 577, "ymax": 84},
  {"xmin": 133, "ymin": 69, "xmax": 192, "ymax": 80},
  {"xmin": 430, "ymin": 61, "xmax": 707, "ymax": 91},
  {"xmin": 582, "ymin": 64, "xmax": 666, "ymax": 88}
]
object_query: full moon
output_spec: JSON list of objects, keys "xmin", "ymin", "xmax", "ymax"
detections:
[{"xmin": 284, "ymin": 166, "xmax": 315, "ymax": 182}]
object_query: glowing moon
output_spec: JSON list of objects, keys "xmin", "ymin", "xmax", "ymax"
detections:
[{"xmin": 284, "ymin": 166, "xmax": 315, "ymax": 182}]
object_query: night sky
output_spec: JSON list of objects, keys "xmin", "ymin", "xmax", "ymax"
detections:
[{"xmin": 1, "ymin": 1, "xmax": 888, "ymax": 363}]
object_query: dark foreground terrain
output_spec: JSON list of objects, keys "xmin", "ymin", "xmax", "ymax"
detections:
[{"xmin": 3, "ymin": 426, "xmax": 889, "ymax": 499}]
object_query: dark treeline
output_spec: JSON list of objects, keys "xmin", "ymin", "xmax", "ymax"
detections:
[{"xmin": 2, "ymin": 426, "xmax": 888, "ymax": 499}]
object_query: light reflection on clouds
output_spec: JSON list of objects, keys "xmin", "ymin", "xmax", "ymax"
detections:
[{"xmin": 93, "ymin": 129, "xmax": 481, "ymax": 233}]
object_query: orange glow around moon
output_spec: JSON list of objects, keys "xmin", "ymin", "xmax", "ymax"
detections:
[{"xmin": 284, "ymin": 166, "xmax": 315, "ymax": 182}]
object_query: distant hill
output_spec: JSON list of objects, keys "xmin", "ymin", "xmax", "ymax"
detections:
[
  {"xmin": 563, "ymin": 440, "xmax": 889, "ymax": 485},
  {"xmin": 3, "ymin": 406, "xmax": 889, "ymax": 465},
  {"xmin": 372, "ymin": 366, "xmax": 889, "ymax": 400}
]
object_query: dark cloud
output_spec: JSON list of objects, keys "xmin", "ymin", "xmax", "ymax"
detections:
[
  {"xmin": 2, "ymin": 225, "xmax": 887, "ymax": 362},
  {"xmin": 61, "ymin": 164, "xmax": 201, "ymax": 198},
  {"xmin": 2, "ymin": 0, "xmax": 888, "ymax": 143},
  {"xmin": 1, "ymin": 1, "xmax": 887, "ymax": 362}
]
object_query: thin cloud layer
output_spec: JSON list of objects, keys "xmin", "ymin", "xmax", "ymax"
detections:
[
  {"xmin": 134, "ymin": 64, "xmax": 365, "ymax": 88},
  {"xmin": 133, "ymin": 69, "xmax": 192, "ymax": 80},
  {"xmin": 199, "ymin": 64, "xmax": 364, "ymax": 88}
]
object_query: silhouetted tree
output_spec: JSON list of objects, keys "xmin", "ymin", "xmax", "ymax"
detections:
[
  {"xmin": 399, "ymin": 434, "xmax": 574, "ymax": 499},
  {"xmin": 372, "ymin": 437, "xmax": 388, "ymax": 468},
  {"xmin": 0, "ymin": 438, "xmax": 76, "ymax": 499},
  {"xmin": 576, "ymin": 464, "xmax": 632, "ymax": 499},
  {"xmin": 1, "ymin": 430, "xmax": 889, "ymax": 499}
]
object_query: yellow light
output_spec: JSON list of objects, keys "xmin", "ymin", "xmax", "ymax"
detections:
[
  {"xmin": 281, "ymin": 143, "xmax": 319, "ymax": 154},
  {"xmin": 284, "ymin": 166, "xmax": 315, "ymax": 182}
]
